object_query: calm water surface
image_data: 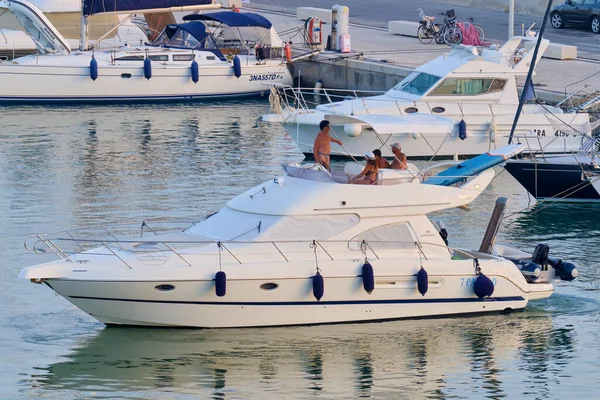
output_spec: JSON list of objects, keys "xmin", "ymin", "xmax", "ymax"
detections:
[{"xmin": 1, "ymin": 102, "xmax": 600, "ymax": 399}]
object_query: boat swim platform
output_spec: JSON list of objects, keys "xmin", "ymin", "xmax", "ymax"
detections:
[{"xmin": 245, "ymin": 5, "xmax": 600, "ymax": 107}]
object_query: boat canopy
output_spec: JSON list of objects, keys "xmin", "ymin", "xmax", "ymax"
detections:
[
  {"xmin": 83, "ymin": 0, "xmax": 214, "ymax": 17},
  {"xmin": 183, "ymin": 11, "xmax": 273, "ymax": 29},
  {"xmin": 183, "ymin": 11, "xmax": 283, "ymax": 48},
  {"xmin": 152, "ymin": 22, "xmax": 224, "ymax": 59}
]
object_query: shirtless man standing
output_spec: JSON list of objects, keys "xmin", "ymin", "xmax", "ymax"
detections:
[
  {"xmin": 313, "ymin": 120, "xmax": 342, "ymax": 171},
  {"xmin": 390, "ymin": 143, "xmax": 407, "ymax": 170}
]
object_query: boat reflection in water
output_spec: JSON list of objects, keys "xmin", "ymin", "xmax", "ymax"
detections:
[{"xmin": 30, "ymin": 312, "xmax": 576, "ymax": 399}]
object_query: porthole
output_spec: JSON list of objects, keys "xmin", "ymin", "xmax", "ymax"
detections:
[
  {"xmin": 260, "ymin": 282, "xmax": 279, "ymax": 291},
  {"xmin": 404, "ymin": 107, "xmax": 418, "ymax": 113},
  {"xmin": 121, "ymin": 73, "xmax": 132, "ymax": 78},
  {"xmin": 432, "ymin": 106, "xmax": 446, "ymax": 113},
  {"xmin": 154, "ymin": 284, "xmax": 175, "ymax": 292}
]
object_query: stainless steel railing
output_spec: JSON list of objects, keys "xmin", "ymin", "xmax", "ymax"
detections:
[
  {"xmin": 24, "ymin": 222, "xmax": 458, "ymax": 269},
  {"xmin": 267, "ymin": 83, "xmax": 501, "ymax": 121}
]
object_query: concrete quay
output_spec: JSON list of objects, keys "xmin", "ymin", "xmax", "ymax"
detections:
[{"xmin": 250, "ymin": 6, "xmax": 600, "ymax": 106}]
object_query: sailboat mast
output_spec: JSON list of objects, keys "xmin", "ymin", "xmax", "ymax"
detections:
[
  {"xmin": 80, "ymin": 0, "xmax": 88, "ymax": 51},
  {"xmin": 507, "ymin": 0, "xmax": 553, "ymax": 145}
]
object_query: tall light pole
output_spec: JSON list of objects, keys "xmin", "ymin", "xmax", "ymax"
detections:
[{"xmin": 508, "ymin": 0, "xmax": 515, "ymax": 39}]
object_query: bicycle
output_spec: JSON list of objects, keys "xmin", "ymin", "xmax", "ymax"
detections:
[
  {"xmin": 417, "ymin": 9, "xmax": 462, "ymax": 45},
  {"xmin": 439, "ymin": 9, "xmax": 462, "ymax": 45},
  {"xmin": 466, "ymin": 17, "xmax": 485, "ymax": 43}
]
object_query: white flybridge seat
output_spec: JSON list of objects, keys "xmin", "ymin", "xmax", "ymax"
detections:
[{"xmin": 342, "ymin": 163, "xmax": 419, "ymax": 185}]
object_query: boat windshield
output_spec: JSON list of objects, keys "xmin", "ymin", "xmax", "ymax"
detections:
[{"xmin": 387, "ymin": 72, "xmax": 442, "ymax": 97}]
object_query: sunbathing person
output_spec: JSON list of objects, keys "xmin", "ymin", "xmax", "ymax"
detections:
[{"xmin": 351, "ymin": 152, "xmax": 379, "ymax": 184}]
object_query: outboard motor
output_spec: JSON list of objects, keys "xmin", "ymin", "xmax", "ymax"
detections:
[
  {"xmin": 529, "ymin": 243, "xmax": 579, "ymax": 282},
  {"xmin": 532, "ymin": 244, "xmax": 549, "ymax": 265}
]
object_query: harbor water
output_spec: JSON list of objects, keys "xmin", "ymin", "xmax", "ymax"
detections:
[{"xmin": 1, "ymin": 102, "xmax": 600, "ymax": 399}]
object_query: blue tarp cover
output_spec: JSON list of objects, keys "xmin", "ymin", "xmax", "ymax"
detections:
[
  {"xmin": 183, "ymin": 12, "xmax": 272, "ymax": 29},
  {"xmin": 83, "ymin": 0, "xmax": 212, "ymax": 16}
]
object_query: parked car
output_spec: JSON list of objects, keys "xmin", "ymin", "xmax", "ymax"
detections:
[{"xmin": 551, "ymin": 0, "xmax": 600, "ymax": 33}]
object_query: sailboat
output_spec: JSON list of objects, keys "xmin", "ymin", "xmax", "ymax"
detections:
[
  {"xmin": 0, "ymin": 0, "xmax": 148, "ymax": 60},
  {"xmin": 0, "ymin": 0, "xmax": 293, "ymax": 103}
]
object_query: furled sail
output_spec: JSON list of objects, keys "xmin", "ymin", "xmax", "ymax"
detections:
[{"xmin": 83, "ymin": 0, "xmax": 214, "ymax": 16}]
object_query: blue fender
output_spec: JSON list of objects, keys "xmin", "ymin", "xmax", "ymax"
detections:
[
  {"xmin": 191, "ymin": 60, "xmax": 199, "ymax": 83},
  {"xmin": 233, "ymin": 55, "xmax": 242, "ymax": 78},
  {"xmin": 144, "ymin": 58, "xmax": 152, "ymax": 80},
  {"xmin": 90, "ymin": 57, "xmax": 98, "ymax": 81}
]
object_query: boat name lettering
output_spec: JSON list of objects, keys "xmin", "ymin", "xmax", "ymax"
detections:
[
  {"xmin": 249, "ymin": 74, "xmax": 279, "ymax": 82},
  {"xmin": 533, "ymin": 129, "xmax": 569, "ymax": 137},
  {"xmin": 461, "ymin": 277, "xmax": 497, "ymax": 286}
]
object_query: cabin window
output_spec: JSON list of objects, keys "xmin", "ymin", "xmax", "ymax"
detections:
[
  {"xmin": 115, "ymin": 55, "xmax": 145, "ymax": 61},
  {"xmin": 206, "ymin": 56, "xmax": 216, "ymax": 60},
  {"xmin": 258, "ymin": 214, "xmax": 360, "ymax": 241},
  {"xmin": 349, "ymin": 222, "xmax": 417, "ymax": 250},
  {"xmin": 260, "ymin": 283, "xmax": 279, "ymax": 291},
  {"xmin": 389, "ymin": 72, "xmax": 442, "ymax": 96},
  {"xmin": 173, "ymin": 54, "xmax": 195, "ymax": 61},
  {"xmin": 432, "ymin": 106, "xmax": 446, "ymax": 113},
  {"xmin": 154, "ymin": 284, "xmax": 175, "ymax": 292},
  {"xmin": 429, "ymin": 78, "xmax": 506, "ymax": 96},
  {"xmin": 404, "ymin": 107, "xmax": 419, "ymax": 113},
  {"xmin": 121, "ymin": 73, "xmax": 132, "ymax": 78},
  {"xmin": 167, "ymin": 29, "xmax": 201, "ymax": 49},
  {"xmin": 149, "ymin": 55, "xmax": 169, "ymax": 61},
  {"xmin": 187, "ymin": 208, "xmax": 360, "ymax": 241}
]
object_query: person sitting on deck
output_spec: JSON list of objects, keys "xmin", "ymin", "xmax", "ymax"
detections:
[
  {"xmin": 313, "ymin": 120, "xmax": 343, "ymax": 171},
  {"xmin": 390, "ymin": 143, "xmax": 407, "ymax": 170},
  {"xmin": 373, "ymin": 149, "xmax": 390, "ymax": 169},
  {"xmin": 351, "ymin": 152, "xmax": 379, "ymax": 184}
]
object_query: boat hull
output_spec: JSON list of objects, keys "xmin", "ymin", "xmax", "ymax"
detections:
[
  {"xmin": 0, "ymin": 62, "xmax": 292, "ymax": 103},
  {"xmin": 504, "ymin": 159, "xmax": 600, "ymax": 202},
  {"xmin": 44, "ymin": 274, "xmax": 531, "ymax": 328}
]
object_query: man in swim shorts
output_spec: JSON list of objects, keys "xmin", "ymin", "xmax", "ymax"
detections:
[{"xmin": 313, "ymin": 120, "xmax": 343, "ymax": 171}]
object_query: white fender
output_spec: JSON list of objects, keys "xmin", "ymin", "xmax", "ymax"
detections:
[
  {"xmin": 343, "ymin": 124, "xmax": 362, "ymax": 137},
  {"xmin": 489, "ymin": 119, "xmax": 497, "ymax": 143}
]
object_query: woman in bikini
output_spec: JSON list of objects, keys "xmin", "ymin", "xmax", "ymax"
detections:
[{"xmin": 351, "ymin": 152, "xmax": 379, "ymax": 185}]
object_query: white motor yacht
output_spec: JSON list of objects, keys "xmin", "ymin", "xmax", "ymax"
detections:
[
  {"xmin": 262, "ymin": 36, "xmax": 592, "ymax": 158},
  {"xmin": 19, "ymin": 141, "xmax": 579, "ymax": 328},
  {"xmin": 0, "ymin": 0, "xmax": 292, "ymax": 103}
]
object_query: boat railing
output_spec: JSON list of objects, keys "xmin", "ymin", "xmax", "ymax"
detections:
[
  {"xmin": 268, "ymin": 84, "xmax": 481, "ymax": 121},
  {"xmin": 24, "ymin": 222, "xmax": 453, "ymax": 269}
]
